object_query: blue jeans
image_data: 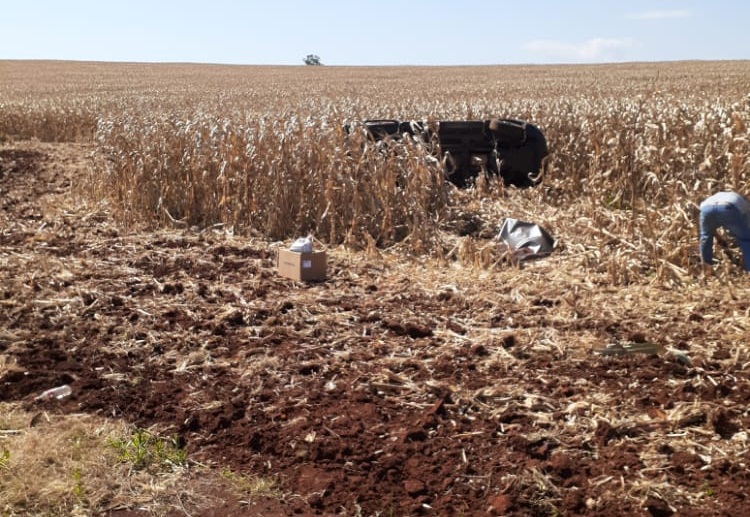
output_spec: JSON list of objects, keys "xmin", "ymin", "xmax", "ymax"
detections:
[{"xmin": 700, "ymin": 203, "xmax": 750, "ymax": 271}]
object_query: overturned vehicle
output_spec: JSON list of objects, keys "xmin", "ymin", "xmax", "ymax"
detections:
[{"xmin": 357, "ymin": 118, "xmax": 548, "ymax": 188}]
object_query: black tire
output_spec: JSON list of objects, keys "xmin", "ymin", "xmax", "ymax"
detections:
[
  {"xmin": 364, "ymin": 120, "xmax": 402, "ymax": 139},
  {"xmin": 488, "ymin": 118, "xmax": 527, "ymax": 146}
]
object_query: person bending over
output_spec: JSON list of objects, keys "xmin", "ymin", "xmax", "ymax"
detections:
[{"xmin": 699, "ymin": 191, "xmax": 750, "ymax": 271}]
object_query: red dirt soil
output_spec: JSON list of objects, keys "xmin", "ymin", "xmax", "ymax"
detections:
[{"xmin": 2, "ymin": 142, "xmax": 750, "ymax": 516}]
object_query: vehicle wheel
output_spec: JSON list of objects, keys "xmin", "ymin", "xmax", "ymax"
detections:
[
  {"xmin": 489, "ymin": 119, "xmax": 526, "ymax": 146},
  {"xmin": 364, "ymin": 120, "xmax": 402, "ymax": 139}
]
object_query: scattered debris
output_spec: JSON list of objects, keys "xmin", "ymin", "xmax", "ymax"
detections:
[
  {"xmin": 34, "ymin": 384, "xmax": 72, "ymax": 401},
  {"xmin": 496, "ymin": 218, "xmax": 554, "ymax": 261},
  {"xmin": 593, "ymin": 342, "xmax": 692, "ymax": 365}
]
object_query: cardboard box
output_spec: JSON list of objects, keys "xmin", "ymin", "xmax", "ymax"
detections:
[{"xmin": 277, "ymin": 249, "xmax": 327, "ymax": 282}]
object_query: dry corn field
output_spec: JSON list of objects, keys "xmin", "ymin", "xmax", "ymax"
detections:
[{"xmin": 1, "ymin": 60, "xmax": 750, "ymax": 516}]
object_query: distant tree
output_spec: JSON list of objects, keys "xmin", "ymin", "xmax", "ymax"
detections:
[{"xmin": 303, "ymin": 54, "xmax": 323, "ymax": 66}]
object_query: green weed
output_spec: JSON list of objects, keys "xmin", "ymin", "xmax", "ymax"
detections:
[
  {"xmin": 108, "ymin": 428, "xmax": 186, "ymax": 471},
  {"xmin": 72, "ymin": 467, "xmax": 85, "ymax": 500}
]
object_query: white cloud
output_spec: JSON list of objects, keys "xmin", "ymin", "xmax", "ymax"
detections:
[
  {"xmin": 522, "ymin": 38, "xmax": 637, "ymax": 63},
  {"xmin": 626, "ymin": 10, "xmax": 691, "ymax": 20}
]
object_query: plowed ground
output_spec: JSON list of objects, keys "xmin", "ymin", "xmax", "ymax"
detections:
[{"xmin": 2, "ymin": 142, "xmax": 749, "ymax": 516}]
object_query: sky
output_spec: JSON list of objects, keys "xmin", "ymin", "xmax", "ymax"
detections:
[{"xmin": 1, "ymin": 1, "xmax": 747, "ymax": 66}]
